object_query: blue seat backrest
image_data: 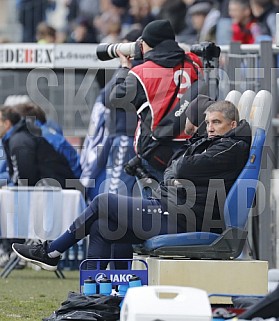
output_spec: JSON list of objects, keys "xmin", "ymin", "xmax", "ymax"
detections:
[{"xmin": 223, "ymin": 127, "xmax": 266, "ymax": 229}]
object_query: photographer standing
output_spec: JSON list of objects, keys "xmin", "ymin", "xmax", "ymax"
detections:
[{"xmin": 109, "ymin": 19, "xmax": 203, "ymax": 194}]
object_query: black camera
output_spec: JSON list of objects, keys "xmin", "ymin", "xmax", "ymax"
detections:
[
  {"xmin": 190, "ymin": 42, "xmax": 221, "ymax": 64},
  {"xmin": 190, "ymin": 42, "xmax": 221, "ymax": 99},
  {"xmin": 96, "ymin": 38, "xmax": 143, "ymax": 61},
  {"xmin": 124, "ymin": 156, "xmax": 152, "ymax": 180}
]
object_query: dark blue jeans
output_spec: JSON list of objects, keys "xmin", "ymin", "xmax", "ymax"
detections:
[{"xmin": 69, "ymin": 193, "xmax": 186, "ymax": 267}]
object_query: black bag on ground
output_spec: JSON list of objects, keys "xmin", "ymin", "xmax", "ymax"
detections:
[
  {"xmin": 236, "ymin": 285, "xmax": 279, "ymax": 319},
  {"xmin": 42, "ymin": 291, "xmax": 122, "ymax": 321}
]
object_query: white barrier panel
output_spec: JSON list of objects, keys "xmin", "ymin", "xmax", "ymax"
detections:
[
  {"xmin": 276, "ymin": 13, "xmax": 279, "ymax": 47},
  {"xmin": 0, "ymin": 43, "xmax": 119, "ymax": 69}
]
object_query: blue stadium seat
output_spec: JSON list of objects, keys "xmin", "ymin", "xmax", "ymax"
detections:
[{"xmin": 133, "ymin": 90, "xmax": 271, "ymax": 259}]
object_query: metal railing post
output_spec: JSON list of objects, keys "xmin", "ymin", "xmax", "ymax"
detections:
[{"xmin": 258, "ymin": 41, "xmax": 276, "ymax": 266}]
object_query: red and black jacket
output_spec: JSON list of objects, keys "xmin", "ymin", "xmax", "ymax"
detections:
[{"xmin": 110, "ymin": 39, "xmax": 203, "ymax": 156}]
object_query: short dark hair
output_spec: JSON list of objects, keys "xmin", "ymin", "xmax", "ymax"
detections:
[
  {"xmin": 205, "ymin": 100, "xmax": 240, "ymax": 123},
  {"xmin": 0, "ymin": 105, "xmax": 21, "ymax": 125},
  {"xmin": 12, "ymin": 103, "xmax": 47, "ymax": 124},
  {"xmin": 36, "ymin": 22, "xmax": 56, "ymax": 41}
]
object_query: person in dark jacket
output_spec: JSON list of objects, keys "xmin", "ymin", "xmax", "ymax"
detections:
[
  {"xmin": 12, "ymin": 99, "xmax": 251, "ymax": 271},
  {"xmin": 0, "ymin": 105, "xmax": 77, "ymax": 188},
  {"xmin": 109, "ymin": 19, "xmax": 203, "ymax": 185},
  {"xmin": 17, "ymin": 0, "xmax": 49, "ymax": 42},
  {"xmin": 229, "ymin": 0, "xmax": 256, "ymax": 44},
  {"xmin": 12, "ymin": 102, "xmax": 82, "ymax": 180},
  {"xmin": 249, "ymin": 0, "xmax": 277, "ymax": 41}
]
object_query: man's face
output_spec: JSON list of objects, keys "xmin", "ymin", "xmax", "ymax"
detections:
[
  {"xmin": 228, "ymin": 2, "xmax": 251, "ymax": 24},
  {"xmin": 191, "ymin": 14, "xmax": 206, "ymax": 32},
  {"xmin": 205, "ymin": 111, "xmax": 237, "ymax": 138},
  {"xmin": 0, "ymin": 112, "xmax": 10, "ymax": 138}
]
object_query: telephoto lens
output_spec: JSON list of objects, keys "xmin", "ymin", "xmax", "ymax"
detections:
[{"xmin": 96, "ymin": 42, "xmax": 136, "ymax": 61}]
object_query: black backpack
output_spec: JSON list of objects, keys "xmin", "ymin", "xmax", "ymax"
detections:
[{"xmin": 42, "ymin": 291, "xmax": 122, "ymax": 321}]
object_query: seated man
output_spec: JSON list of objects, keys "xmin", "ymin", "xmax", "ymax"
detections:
[
  {"xmin": 0, "ymin": 105, "xmax": 78, "ymax": 188},
  {"xmin": 12, "ymin": 102, "xmax": 82, "ymax": 180},
  {"xmin": 12, "ymin": 100, "xmax": 251, "ymax": 271}
]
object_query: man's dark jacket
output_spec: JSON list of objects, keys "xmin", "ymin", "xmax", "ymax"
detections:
[
  {"xmin": 159, "ymin": 120, "xmax": 252, "ymax": 233},
  {"xmin": 2, "ymin": 119, "xmax": 76, "ymax": 188}
]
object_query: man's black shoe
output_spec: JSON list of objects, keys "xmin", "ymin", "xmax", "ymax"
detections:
[{"xmin": 12, "ymin": 242, "xmax": 60, "ymax": 271}]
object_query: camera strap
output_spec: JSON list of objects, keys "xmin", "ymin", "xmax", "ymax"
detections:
[{"xmin": 184, "ymin": 53, "xmax": 200, "ymax": 77}]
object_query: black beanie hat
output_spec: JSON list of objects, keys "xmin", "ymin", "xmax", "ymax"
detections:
[
  {"xmin": 185, "ymin": 94, "xmax": 215, "ymax": 127},
  {"xmin": 141, "ymin": 20, "xmax": 175, "ymax": 48}
]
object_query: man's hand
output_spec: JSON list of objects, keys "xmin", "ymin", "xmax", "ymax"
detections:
[{"xmin": 117, "ymin": 50, "xmax": 132, "ymax": 69}]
